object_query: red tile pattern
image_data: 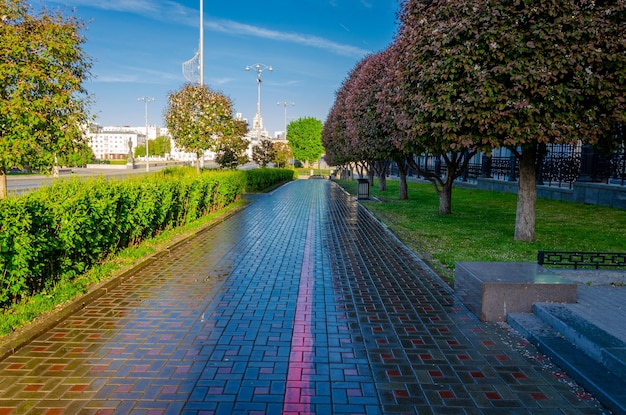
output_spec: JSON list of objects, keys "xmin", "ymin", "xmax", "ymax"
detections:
[{"xmin": 0, "ymin": 180, "xmax": 608, "ymax": 414}]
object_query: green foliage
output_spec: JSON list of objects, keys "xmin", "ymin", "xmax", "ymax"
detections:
[
  {"xmin": 273, "ymin": 141, "xmax": 293, "ymax": 168},
  {"xmin": 251, "ymin": 139, "xmax": 276, "ymax": 168},
  {"xmin": 244, "ymin": 168, "xmax": 295, "ymax": 192},
  {"xmin": 134, "ymin": 136, "xmax": 172, "ymax": 159},
  {"xmin": 0, "ymin": 168, "xmax": 247, "ymax": 309},
  {"xmin": 338, "ymin": 179, "xmax": 626, "ymax": 282},
  {"xmin": 0, "ymin": 0, "xmax": 92, "ymax": 186},
  {"xmin": 152, "ymin": 136, "xmax": 171, "ymax": 157},
  {"xmin": 164, "ymin": 84, "xmax": 237, "ymax": 173},
  {"xmin": 286, "ymin": 117, "xmax": 325, "ymax": 166},
  {"xmin": 134, "ymin": 144, "xmax": 146, "ymax": 159}
]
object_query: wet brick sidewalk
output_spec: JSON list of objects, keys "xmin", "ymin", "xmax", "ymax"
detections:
[{"xmin": 0, "ymin": 179, "xmax": 611, "ymax": 414}]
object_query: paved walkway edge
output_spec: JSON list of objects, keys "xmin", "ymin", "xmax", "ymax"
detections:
[{"xmin": 0, "ymin": 204, "xmax": 247, "ymax": 362}]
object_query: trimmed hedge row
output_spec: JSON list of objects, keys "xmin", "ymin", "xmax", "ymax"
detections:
[
  {"xmin": 0, "ymin": 168, "xmax": 293, "ymax": 308},
  {"xmin": 245, "ymin": 168, "xmax": 296, "ymax": 192}
]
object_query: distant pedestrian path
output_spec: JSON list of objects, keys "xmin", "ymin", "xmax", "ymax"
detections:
[{"xmin": 0, "ymin": 180, "xmax": 608, "ymax": 414}]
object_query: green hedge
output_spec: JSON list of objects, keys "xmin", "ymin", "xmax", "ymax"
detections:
[
  {"xmin": 0, "ymin": 168, "xmax": 285, "ymax": 309},
  {"xmin": 245, "ymin": 168, "xmax": 296, "ymax": 192}
]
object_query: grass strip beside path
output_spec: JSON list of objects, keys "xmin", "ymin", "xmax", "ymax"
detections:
[
  {"xmin": 0, "ymin": 201, "xmax": 246, "ymax": 340},
  {"xmin": 336, "ymin": 179, "xmax": 626, "ymax": 284}
]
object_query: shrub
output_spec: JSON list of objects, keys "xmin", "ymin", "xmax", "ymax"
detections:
[{"xmin": 0, "ymin": 169, "xmax": 249, "ymax": 308}]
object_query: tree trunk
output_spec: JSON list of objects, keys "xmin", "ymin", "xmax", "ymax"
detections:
[
  {"xmin": 375, "ymin": 160, "xmax": 389, "ymax": 192},
  {"xmin": 195, "ymin": 152, "xmax": 202, "ymax": 174},
  {"xmin": 378, "ymin": 173, "xmax": 387, "ymax": 191},
  {"xmin": 0, "ymin": 170, "xmax": 7, "ymax": 199},
  {"xmin": 515, "ymin": 147, "xmax": 537, "ymax": 242},
  {"xmin": 397, "ymin": 160, "xmax": 408, "ymax": 200},
  {"xmin": 438, "ymin": 181, "xmax": 453, "ymax": 215},
  {"xmin": 437, "ymin": 161, "xmax": 459, "ymax": 215}
]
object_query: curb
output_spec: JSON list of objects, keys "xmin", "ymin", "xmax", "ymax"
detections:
[{"xmin": 0, "ymin": 204, "xmax": 247, "ymax": 362}]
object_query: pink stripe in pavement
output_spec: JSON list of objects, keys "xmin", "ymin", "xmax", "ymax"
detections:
[{"xmin": 283, "ymin": 204, "xmax": 316, "ymax": 415}]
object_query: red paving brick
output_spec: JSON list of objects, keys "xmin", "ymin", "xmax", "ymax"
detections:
[{"xmin": 0, "ymin": 180, "xmax": 611, "ymax": 414}]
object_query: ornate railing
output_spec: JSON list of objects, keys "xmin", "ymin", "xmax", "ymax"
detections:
[
  {"xmin": 610, "ymin": 149, "xmax": 626, "ymax": 185},
  {"xmin": 538, "ymin": 251, "xmax": 626, "ymax": 269},
  {"xmin": 388, "ymin": 141, "xmax": 626, "ymax": 189},
  {"xmin": 539, "ymin": 146, "xmax": 581, "ymax": 188}
]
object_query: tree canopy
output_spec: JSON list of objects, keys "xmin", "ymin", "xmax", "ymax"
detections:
[
  {"xmin": 164, "ymin": 83, "xmax": 237, "ymax": 173},
  {"xmin": 0, "ymin": 0, "xmax": 93, "ymax": 197},
  {"xmin": 286, "ymin": 117, "xmax": 325, "ymax": 166},
  {"xmin": 323, "ymin": 0, "xmax": 625, "ymax": 240},
  {"xmin": 134, "ymin": 136, "xmax": 172, "ymax": 159},
  {"xmin": 251, "ymin": 139, "xmax": 276, "ymax": 168},
  {"xmin": 272, "ymin": 141, "xmax": 293, "ymax": 168},
  {"xmin": 214, "ymin": 119, "xmax": 249, "ymax": 169}
]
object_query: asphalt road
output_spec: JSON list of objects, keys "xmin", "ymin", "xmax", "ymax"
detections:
[{"xmin": 5, "ymin": 164, "xmax": 177, "ymax": 196}]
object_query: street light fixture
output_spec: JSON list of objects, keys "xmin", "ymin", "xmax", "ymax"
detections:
[
  {"xmin": 277, "ymin": 101, "xmax": 295, "ymax": 140},
  {"xmin": 245, "ymin": 63, "xmax": 272, "ymax": 139},
  {"xmin": 138, "ymin": 97, "xmax": 154, "ymax": 172}
]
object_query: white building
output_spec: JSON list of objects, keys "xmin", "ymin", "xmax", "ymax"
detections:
[
  {"xmin": 86, "ymin": 124, "xmax": 213, "ymax": 163},
  {"xmin": 86, "ymin": 124, "xmax": 144, "ymax": 161}
]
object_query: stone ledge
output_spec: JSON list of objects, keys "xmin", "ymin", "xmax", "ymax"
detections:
[{"xmin": 455, "ymin": 262, "xmax": 577, "ymax": 322}]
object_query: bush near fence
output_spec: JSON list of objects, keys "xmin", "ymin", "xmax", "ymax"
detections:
[{"xmin": 0, "ymin": 167, "xmax": 293, "ymax": 309}]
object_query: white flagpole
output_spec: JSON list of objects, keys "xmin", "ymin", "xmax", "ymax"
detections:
[{"xmin": 199, "ymin": 0, "xmax": 204, "ymax": 86}]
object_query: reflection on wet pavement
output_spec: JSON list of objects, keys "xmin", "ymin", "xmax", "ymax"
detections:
[{"xmin": 0, "ymin": 180, "xmax": 608, "ymax": 414}]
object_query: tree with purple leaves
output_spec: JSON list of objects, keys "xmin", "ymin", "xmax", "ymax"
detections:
[{"xmin": 389, "ymin": 0, "xmax": 625, "ymax": 240}]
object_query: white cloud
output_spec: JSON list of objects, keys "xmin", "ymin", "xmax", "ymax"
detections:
[
  {"xmin": 46, "ymin": 0, "xmax": 369, "ymax": 58},
  {"xmin": 206, "ymin": 19, "xmax": 369, "ymax": 58},
  {"xmin": 93, "ymin": 65, "xmax": 179, "ymax": 84}
]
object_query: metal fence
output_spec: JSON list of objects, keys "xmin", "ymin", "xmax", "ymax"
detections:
[{"xmin": 397, "ymin": 143, "xmax": 626, "ymax": 188}]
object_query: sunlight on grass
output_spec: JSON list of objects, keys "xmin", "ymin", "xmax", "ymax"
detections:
[{"xmin": 338, "ymin": 179, "xmax": 626, "ymax": 282}]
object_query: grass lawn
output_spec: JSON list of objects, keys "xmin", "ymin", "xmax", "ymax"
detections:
[{"xmin": 336, "ymin": 179, "xmax": 626, "ymax": 283}]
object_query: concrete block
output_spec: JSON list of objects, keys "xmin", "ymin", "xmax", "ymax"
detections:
[{"xmin": 455, "ymin": 262, "xmax": 577, "ymax": 322}]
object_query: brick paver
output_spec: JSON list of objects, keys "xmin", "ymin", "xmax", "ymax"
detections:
[{"xmin": 0, "ymin": 179, "xmax": 610, "ymax": 414}]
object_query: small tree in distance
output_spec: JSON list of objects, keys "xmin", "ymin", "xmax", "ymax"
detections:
[
  {"xmin": 286, "ymin": 117, "xmax": 325, "ymax": 167},
  {"xmin": 273, "ymin": 141, "xmax": 293, "ymax": 168},
  {"xmin": 164, "ymin": 83, "xmax": 236, "ymax": 173},
  {"xmin": 214, "ymin": 119, "xmax": 249, "ymax": 169},
  {"xmin": 251, "ymin": 139, "xmax": 276, "ymax": 168}
]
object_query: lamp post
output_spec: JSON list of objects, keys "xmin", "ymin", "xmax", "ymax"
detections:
[
  {"xmin": 245, "ymin": 63, "xmax": 272, "ymax": 139},
  {"xmin": 138, "ymin": 97, "xmax": 154, "ymax": 172},
  {"xmin": 277, "ymin": 101, "xmax": 294, "ymax": 140}
]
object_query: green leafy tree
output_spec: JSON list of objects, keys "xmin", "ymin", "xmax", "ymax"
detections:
[
  {"xmin": 393, "ymin": 0, "xmax": 625, "ymax": 240},
  {"xmin": 57, "ymin": 141, "xmax": 93, "ymax": 167},
  {"xmin": 135, "ymin": 135, "xmax": 172, "ymax": 158},
  {"xmin": 215, "ymin": 119, "xmax": 249, "ymax": 169},
  {"xmin": 251, "ymin": 139, "xmax": 276, "ymax": 168},
  {"xmin": 164, "ymin": 83, "xmax": 236, "ymax": 173},
  {"xmin": 134, "ymin": 145, "xmax": 145, "ymax": 160},
  {"xmin": 0, "ymin": 0, "xmax": 92, "ymax": 198},
  {"xmin": 153, "ymin": 135, "xmax": 171, "ymax": 157},
  {"xmin": 273, "ymin": 141, "xmax": 293, "ymax": 168},
  {"xmin": 286, "ymin": 117, "xmax": 324, "ymax": 167}
]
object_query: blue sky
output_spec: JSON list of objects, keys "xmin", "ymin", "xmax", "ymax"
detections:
[{"xmin": 41, "ymin": 0, "xmax": 400, "ymax": 135}]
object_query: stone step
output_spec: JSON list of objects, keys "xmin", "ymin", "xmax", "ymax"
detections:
[
  {"xmin": 508, "ymin": 312, "xmax": 626, "ymax": 415},
  {"xmin": 532, "ymin": 302, "xmax": 626, "ymax": 383}
]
